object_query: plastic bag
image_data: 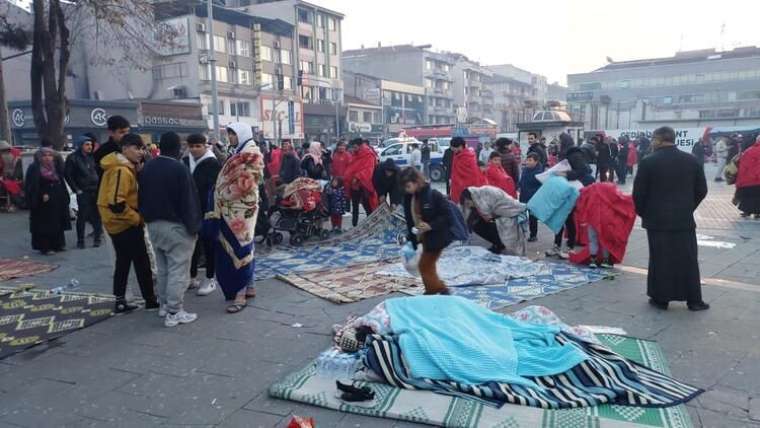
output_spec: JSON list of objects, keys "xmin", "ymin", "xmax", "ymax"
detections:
[
  {"xmin": 401, "ymin": 242, "xmax": 422, "ymax": 276},
  {"xmin": 287, "ymin": 416, "xmax": 316, "ymax": 428}
]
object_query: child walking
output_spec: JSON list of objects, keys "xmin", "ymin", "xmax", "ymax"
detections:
[
  {"xmin": 324, "ymin": 177, "xmax": 349, "ymax": 233},
  {"xmin": 518, "ymin": 153, "xmax": 544, "ymax": 242}
]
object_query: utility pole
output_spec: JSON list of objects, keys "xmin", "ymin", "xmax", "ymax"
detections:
[
  {"xmin": 0, "ymin": 46, "xmax": 12, "ymax": 144},
  {"xmin": 207, "ymin": 0, "xmax": 220, "ymax": 141}
]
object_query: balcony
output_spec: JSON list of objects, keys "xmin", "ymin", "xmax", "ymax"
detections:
[{"xmin": 425, "ymin": 87, "xmax": 453, "ymax": 98}]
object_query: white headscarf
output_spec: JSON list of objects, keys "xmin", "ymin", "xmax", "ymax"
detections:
[{"xmin": 226, "ymin": 122, "xmax": 254, "ymax": 154}]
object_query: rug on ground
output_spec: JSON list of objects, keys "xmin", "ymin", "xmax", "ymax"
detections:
[
  {"xmin": 269, "ymin": 334, "xmax": 694, "ymax": 428},
  {"xmin": 0, "ymin": 287, "xmax": 114, "ymax": 359},
  {"xmin": 277, "ymin": 261, "xmax": 421, "ymax": 304},
  {"xmin": 256, "ymin": 204, "xmax": 406, "ymax": 280},
  {"xmin": 0, "ymin": 258, "xmax": 57, "ymax": 282}
]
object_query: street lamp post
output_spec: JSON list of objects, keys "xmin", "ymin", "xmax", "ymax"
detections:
[{"xmin": 206, "ymin": 0, "xmax": 220, "ymax": 142}]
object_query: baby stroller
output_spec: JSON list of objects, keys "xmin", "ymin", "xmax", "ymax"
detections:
[
  {"xmin": 269, "ymin": 177, "xmax": 330, "ymax": 246},
  {"xmin": 254, "ymin": 183, "xmax": 273, "ymax": 247}
]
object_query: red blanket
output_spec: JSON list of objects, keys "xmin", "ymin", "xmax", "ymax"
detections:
[
  {"xmin": 736, "ymin": 142, "xmax": 760, "ymax": 189},
  {"xmin": 451, "ymin": 148, "xmax": 487, "ymax": 203},
  {"xmin": 267, "ymin": 148, "xmax": 282, "ymax": 178},
  {"xmin": 343, "ymin": 145, "xmax": 378, "ymax": 209},
  {"xmin": 626, "ymin": 143, "xmax": 638, "ymax": 167},
  {"xmin": 485, "ymin": 163, "xmax": 516, "ymax": 198},
  {"xmin": 331, "ymin": 151, "xmax": 352, "ymax": 179},
  {"xmin": 569, "ymin": 183, "xmax": 636, "ymax": 265}
]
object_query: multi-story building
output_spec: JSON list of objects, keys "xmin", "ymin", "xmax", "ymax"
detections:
[
  {"xmin": 444, "ymin": 53, "xmax": 494, "ymax": 123},
  {"xmin": 230, "ymin": 0, "xmax": 344, "ymax": 142},
  {"xmin": 342, "ymin": 44, "xmax": 456, "ymax": 125},
  {"xmin": 484, "ymin": 74, "xmax": 537, "ymax": 133},
  {"xmin": 154, "ymin": 3, "xmax": 301, "ymax": 140},
  {"xmin": 343, "ymin": 70, "xmax": 426, "ymax": 135},
  {"xmin": 343, "ymin": 96, "xmax": 383, "ymax": 138},
  {"xmin": 567, "ymin": 47, "xmax": 760, "ymax": 130}
]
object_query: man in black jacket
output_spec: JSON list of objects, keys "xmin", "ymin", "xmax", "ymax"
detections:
[
  {"xmin": 633, "ymin": 126, "xmax": 709, "ymax": 311},
  {"xmin": 593, "ymin": 135, "xmax": 612, "ymax": 182},
  {"xmin": 182, "ymin": 134, "xmax": 221, "ymax": 297},
  {"xmin": 65, "ymin": 135, "xmax": 102, "ymax": 248},
  {"xmin": 527, "ymin": 133, "xmax": 547, "ymax": 166},
  {"xmin": 93, "ymin": 115, "xmax": 131, "ymax": 179},
  {"xmin": 139, "ymin": 132, "xmax": 202, "ymax": 327}
]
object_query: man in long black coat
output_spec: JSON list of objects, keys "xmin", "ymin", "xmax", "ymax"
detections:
[{"xmin": 633, "ymin": 126, "xmax": 709, "ymax": 311}]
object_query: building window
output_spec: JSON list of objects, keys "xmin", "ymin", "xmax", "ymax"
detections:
[
  {"xmin": 317, "ymin": 14, "xmax": 325, "ymax": 28},
  {"xmin": 280, "ymin": 49, "xmax": 291, "ymax": 65},
  {"xmin": 261, "ymin": 73, "xmax": 273, "ymax": 86},
  {"xmin": 197, "ymin": 33, "xmax": 208, "ymax": 50},
  {"xmin": 238, "ymin": 69, "xmax": 251, "ymax": 85},
  {"xmin": 216, "ymin": 66, "xmax": 228, "ymax": 82},
  {"xmin": 424, "ymin": 78, "xmax": 433, "ymax": 88},
  {"xmin": 426, "ymin": 60, "xmax": 433, "ymax": 70},
  {"xmin": 298, "ymin": 8, "xmax": 313, "ymax": 24},
  {"xmin": 230, "ymin": 102, "xmax": 250, "ymax": 117},
  {"xmin": 330, "ymin": 42, "xmax": 338, "ymax": 55},
  {"xmin": 213, "ymin": 35, "xmax": 226, "ymax": 53},
  {"xmin": 349, "ymin": 110, "xmax": 358, "ymax": 121},
  {"xmin": 443, "ymin": 64, "xmax": 450, "ymax": 72},
  {"xmin": 236, "ymin": 40, "xmax": 251, "ymax": 56},
  {"xmin": 199, "ymin": 64, "xmax": 210, "ymax": 80},
  {"xmin": 302, "ymin": 86, "xmax": 314, "ymax": 102},
  {"xmin": 362, "ymin": 111, "xmax": 372, "ymax": 122},
  {"xmin": 299, "ymin": 60, "xmax": 314, "ymax": 74},
  {"xmin": 317, "ymin": 39, "xmax": 325, "ymax": 53},
  {"xmin": 260, "ymin": 45, "xmax": 272, "ymax": 61},
  {"xmin": 153, "ymin": 62, "xmax": 188, "ymax": 80},
  {"xmin": 218, "ymin": 99, "xmax": 225, "ymax": 115},
  {"xmin": 373, "ymin": 111, "xmax": 381, "ymax": 123},
  {"xmin": 330, "ymin": 66, "xmax": 338, "ymax": 79},
  {"xmin": 283, "ymin": 76, "xmax": 293, "ymax": 90},
  {"xmin": 328, "ymin": 17, "xmax": 336, "ymax": 31},
  {"xmin": 299, "ymin": 35, "xmax": 313, "ymax": 50},
  {"xmin": 318, "ymin": 64, "xmax": 327, "ymax": 77}
]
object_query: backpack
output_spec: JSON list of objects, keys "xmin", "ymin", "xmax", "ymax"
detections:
[{"xmin": 446, "ymin": 199, "xmax": 469, "ymax": 242}]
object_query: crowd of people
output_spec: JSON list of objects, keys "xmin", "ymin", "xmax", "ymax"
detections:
[{"xmin": 9, "ymin": 116, "xmax": 760, "ymax": 324}]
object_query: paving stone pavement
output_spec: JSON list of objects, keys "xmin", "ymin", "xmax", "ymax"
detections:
[{"xmin": 1, "ymin": 165, "xmax": 760, "ymax": 427}]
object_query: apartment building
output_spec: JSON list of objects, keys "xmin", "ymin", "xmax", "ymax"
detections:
[{"xmin": 444, "ymin": 53, "xmax": 495, "ymax": 124}]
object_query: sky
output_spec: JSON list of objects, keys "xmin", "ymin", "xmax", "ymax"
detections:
[{"xmin": 318, "ymin": 0, "xmax": 760, "ymax": 85}]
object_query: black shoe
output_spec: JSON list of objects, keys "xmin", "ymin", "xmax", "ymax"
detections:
[
  {"xmin": 688, "ymin": 301, "xmax": 710, "ymax": 311},
  {"xmin": 144, "ymin": 300, "xmax": 160, "ymax": 311},
  {"xmin": 76, "ymin": 241, "xmax": 85, "ymax": 250},
  {"xmin": 714, "ymin": 178, "xmax": 724, "ymax": 182},
  {"xmin": 93, "ymin": 239, "xmax": 102, "ymax": 248},
  {"xmin": 649, "ymin": 298, "xmax": 669, "ymax": 310},
  {"xmin": 527, "ymin": 236, "xmax": 538, "ymax": 242},
  {"xmin": 115, "ymin": 299, "xmax": 139, "ymax": 313}
]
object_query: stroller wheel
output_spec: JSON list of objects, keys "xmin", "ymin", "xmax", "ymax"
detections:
[
  {"xmin": 319, "ymin": 229, "xmax": 331, "ymax": 240},
  {"xmin": 270, "ymin": 232, "xmax": 284, "ymax": 245},
  {"xmin": 289, "ymin": 234, "xmax": 305, "ymax": 246}
]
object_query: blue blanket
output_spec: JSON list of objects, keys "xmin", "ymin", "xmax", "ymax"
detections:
[
  {"xmin": 526, "ymin": 175, "xmax": 580, "ymax": 234},
  {"xmin": 385, "ymin": 296, "xmax": 587, "ymax": 387}
]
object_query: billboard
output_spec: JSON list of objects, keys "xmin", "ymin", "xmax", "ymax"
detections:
[
  {"xmin": 605, "ymin": 128, "xmax": 706, "ymax": 153},
  {"xmin": 157, "ymin": 17, "xmax": 191, "ymax": 56},
  {"xmin": 260, "ymin": 97, "xmax": 304, "ymax": 140}
]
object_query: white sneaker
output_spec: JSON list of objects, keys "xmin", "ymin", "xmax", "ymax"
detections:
[
  {"xmin": 196, "ymin": 278, "xmax": 217, "ymax": 296},
  {"xmin": 164, "ymin": 310, "xmax": 198, "ymax": 327},
  {"xmin": 158, "ymin": 305, "xmax": 168, "ymax": 318},
  {"xmin": 188, "ymin": 278, "xmax": 201, "ymax": 290}
]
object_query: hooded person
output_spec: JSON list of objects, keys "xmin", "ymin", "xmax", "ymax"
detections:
[
  {"xmin": 65, "ymin": 135, "xmax": 103, "ymax": 248},
  {"xmin": 301, "ymin": 141, "xmax": 326, "ymax": 180},
  {"xmin": 330, "ymin": 140, "xmax": 352, "ymax": 180},
  {"xmin": 266, "ymin": 142, "xmax": 282, "ymax": 181},
  {"xmin": 461, "ymin": 186, "xmax": 528, "ymax": 256},
  {"xmin": 344, "ymin": 138, "xmax": 379, "ymax": 226},
  {"xmin": 373, "ymin": 158, "xmax": 402, "ymax": 207},
  {"xmin": 485, "ymin": 152, "xmax": 517, "ymax": 198},
  {"xmin": 558, "ymin": 133, "xmax": 575, "ymax": 161},
  {"xmin": 25, "ymin": 147, "xmax": 71, "ymax": 255},
  {"xmin": 205, "ymin": 122, "xmax": 265, "ymax": 314},
  {"xmin": 735, "ymin": 135, "xmax": 760, "ymax": 218},
  {"xmin": 616, "ymin": 136, "xmax": 631, "ymax": 185},
  {"xmin": 450, "ymin": 137, "xmax": 488, "ymax": 204}
]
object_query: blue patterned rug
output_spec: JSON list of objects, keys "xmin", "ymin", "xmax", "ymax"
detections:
[{"xmin": 255, "ymin": 204, "xmax": 406, "ymax": 280}]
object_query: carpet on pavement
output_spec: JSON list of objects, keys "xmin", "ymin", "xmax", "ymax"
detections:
[
  {"xmin": 255, "ymin": 204, "xmax": 406, "ymax": 280},
  {"xmin": 0, "ymin": 287, "xmax": 114, "ymax": 359},
  {"xmin": 269, "ymin": 334, "xmax": 694, "ymax": 428},
  {"xmin": 277, "ymin": 261, "xmax": 421, "ymax": 303},
  {"xmin": 0, "ymin": 258, "xmax": 57, "ymax": 282}
]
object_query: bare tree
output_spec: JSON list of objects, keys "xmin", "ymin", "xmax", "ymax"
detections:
[{"xmin": 0, "ymin": 6, "xmax": 31, "ymax": 144}]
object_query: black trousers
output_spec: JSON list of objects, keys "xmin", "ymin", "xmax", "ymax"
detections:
[
  {"xmin": 597, "ymin": 165, "xmax": 611, "ymax": 182},
  {"xmin": 110, "ymin": 226, "xmax": 156, "ymax": 302},
  {"xmin": 528, "ymin": 214, "xmax": 538, "ymax": 238},
  {"xmin": 554, "ymin": 211, "xmax": 576, "ymax": 248},
  {"xmin": 76, "ymin": 192, "xmax": 102, "ymax": 243},
  {"xmin": 351, "ymin": 190, "xmax": 372, "ymax": 227},
  {"xmin": 472, "ymin": 219, "xmax": 503, "ymax": 249},
  {"xmin": 190, "ymin": 237, "xmax": 215, "ymax": 279}
]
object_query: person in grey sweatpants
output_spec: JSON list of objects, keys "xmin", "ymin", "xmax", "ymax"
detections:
[{"xmin": 139, "ymin": 132, "xmax": 202, "ymax": 327}]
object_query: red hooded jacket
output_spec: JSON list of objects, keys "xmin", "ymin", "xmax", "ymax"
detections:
[
  {"xmin": 569, "ymin": 183, "xmax": 636, "ymax": 265},
  {"xmin": 331, "ymin": 149, "xmax": 352, "ymax": 179},
  {"xmin": 450, "ymin": 148, "xmax": 488, "ymax": 203},
  {"xmin": 626, "ymin": 142, "xmax": 638, "ymax": 167},
  {"xmin": 485, "ymin": 163, "xmax": 517, "ymax": 198},
  {"xmin": 343, "ymin": 144, "xmax": 379, "ymax": 209},
  {"xmin": 267, "ymin": 147, "xmax": 282, "ymax": 178},
  {"xmin": 736, "ymin": 141, "xmax": 760, "ymax": 189}
]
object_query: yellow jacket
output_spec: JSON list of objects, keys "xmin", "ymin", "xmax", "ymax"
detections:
[{"xmin": 97, "ymin": 152, "xmax": 142, "ymax": 235}]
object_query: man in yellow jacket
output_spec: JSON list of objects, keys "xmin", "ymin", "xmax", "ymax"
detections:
[{"xmin": 97, "ymin": 134, "xmax": 158, "ymax": 313}]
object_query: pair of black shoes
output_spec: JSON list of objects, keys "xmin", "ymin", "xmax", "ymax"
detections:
[
  {"xmin": 649, "ymin": 298, "xmax": 710, "ymax": 311},
  {"xmin": 115, "ymin": 298, "xmax": 159, "ymax": 313},
  {"xmin": 76, "ymin": 239, "xmax": 102, "ymax": 249}
]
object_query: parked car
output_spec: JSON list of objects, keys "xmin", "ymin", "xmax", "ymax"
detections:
[{"xmin": 378, "ymin": 141, "xmax": 446, "ymax": 182}]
